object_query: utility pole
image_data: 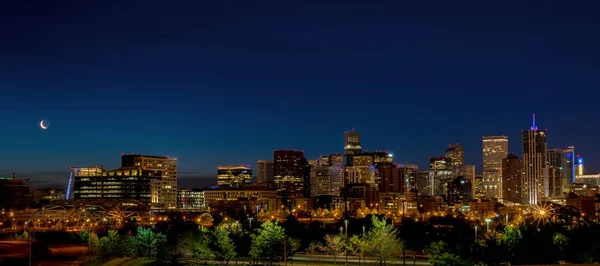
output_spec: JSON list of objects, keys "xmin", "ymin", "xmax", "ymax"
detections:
[{"xmin": 403, "ymin": 199, "xmax": 406, "ymax": 266}]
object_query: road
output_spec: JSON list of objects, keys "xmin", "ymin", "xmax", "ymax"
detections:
[
  {"xmin": 0, "ymin": 240, "xmax": 88, "ymax": 266},
  {"xmin": 291, "ymin": 254, "xmax": 431, "ymax": 266}
]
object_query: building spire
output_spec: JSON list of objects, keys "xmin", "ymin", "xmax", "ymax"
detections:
[{"xmin": 531, "ymin": 114, "xmax": 538, "ymax": 130}]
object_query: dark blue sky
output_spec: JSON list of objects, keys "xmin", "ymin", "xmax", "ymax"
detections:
[{"xmin": 1, "ymin": 1, "xmax": 599, "ymax": 188}]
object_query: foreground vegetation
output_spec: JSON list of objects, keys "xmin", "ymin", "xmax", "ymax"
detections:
[{"xmin": 9, "ymin": 212, "xmax": 600, "ymax": 265}]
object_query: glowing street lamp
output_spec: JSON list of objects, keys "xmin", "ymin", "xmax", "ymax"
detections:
[{"xmin": 484, "ymin": 218, "xmax": 492, "ymax": 232}]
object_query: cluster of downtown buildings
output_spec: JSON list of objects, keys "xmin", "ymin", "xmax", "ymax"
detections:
[{"xmin": 1, "ymin": 115, "xmax": 599, "ymax": 223}]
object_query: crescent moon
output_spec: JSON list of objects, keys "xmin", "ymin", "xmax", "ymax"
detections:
[{"xmin": 40, "ymin": 120, "xmax": 48, "ymax": 130}]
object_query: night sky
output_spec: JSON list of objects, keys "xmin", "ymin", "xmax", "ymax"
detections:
[{"xmin": 1, "ymin": 1, "xmax": 599, "ymax": 188}]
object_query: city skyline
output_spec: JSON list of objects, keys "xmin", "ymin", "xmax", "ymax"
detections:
[{"xmin": 1, "ymin": 1, "xmax": 599, "ymax": 187}]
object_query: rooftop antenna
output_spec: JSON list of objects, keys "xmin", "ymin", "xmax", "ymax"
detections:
[{"xmin": 531, "ymin": 114, "xmax": 538, "ymax": 130}]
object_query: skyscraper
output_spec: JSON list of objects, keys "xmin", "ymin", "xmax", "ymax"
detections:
[
  {"xmin": 445, "ymin": 143, "xmax": 464, "ymax": 177},
  {"xmin": 346, "ymin": 153, "xmax": 376, "ymax": 185},
  {"xmin": 257, "ymin": 160, "xmax": 274, "ymax": 185},
  {"xmin": 521, "ymin": 115, "xmax": 547, "ymax": 204},
  {"xmin": 547, "ymin": 148, "xmax": 573, "ymax": 197},
  {"xmin": 429, "ymin": 157, "xmax": 452, "ymax": 196},
  {"xmin": 310, "ymin": 155, "xmax": 343, "ymax": 197},
  {"xmin": 463, "ymin": 165, "xmax": 476, "ymax": 197},
  {"xmin": 502, "ymin": 154, "xmax": 522, "ymax": 204},
  {"xmin": 482, "ymin": 136, "xmax": 508, "ymax": 200},
  {"xmin": 273, "ymin": 150, "xmax": 305, "ymax": 198},
  {"xmin": 344, "ymin": 131, "xmax": 362, "ymax": 166}
]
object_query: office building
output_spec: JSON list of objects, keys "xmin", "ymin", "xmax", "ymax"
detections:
[
  {"xmin": 177, "ymin": 189, "xmax": 205, "ymax": 209},
  {"xmin": 377, "ymin": 163, "xmax": 404, "ymax": 193},
  {"xmin": 310, "ymin": 155, "xmax": 343, "ymax": 197},
  {"xmin": 274, "ymin": 150, "xmax": 306, "ymax": 198},
  {"xmin": 346, "ymin": 153, "xmax": 376, "ymax": 185},
  {"xmin": 429, "ymin": 157, "xmax": 452, "ymax": 196},
  {"xmin": 447, "ymin": 176, "xmax": 472, "ymax": 205},
  {"xmin": 463, "ymin": 165, "xmax": 476, "ymax": 183},
  {"xmin": 575, "ymin": 173, "xmax": 600, "ymax": 187},
  {"xmin": 257, "ymin": 160, "xmax": 274, "ymax": 185},
  {"xmin": 399, "ymin": 164, "xmax": 419, "ymax": 190},
  {"xmin": 576, "ymin": 157, "xmax": 584, "ymax": 176},
  {"xmin": 72, "ymin": 154, "xmax": 178, "ymax": 207},
  {"xmin": 121, "ymin": 154, "xmax": 178, "ymax": 208},
  {"xmin": 547, "ymin": 147, "xmax": 575, "ymax": 195},
  {"xmin": 445, "ymin": 143, "xmax": 464, "ymax": 177},
  {"xmin": 502, "ymin": 154, "xmax": 522, "ymax": 204},
  {"xmin": 416, "ymin": 170, "xmax": 430, "ymax": 195},
  {"xmin": 217, "ymin": 165, "xmax": 252, "ymax": 188},
  {"xmin": 73, "ymin": 166, "xmax": 158, "ymax": 203},
  {"xmin": 0, "ymin": 176, "xmax": 32, "ymax": 210},
  {"xmin": 344, "ymin": 131, "xmax": 362, "ymax": 156},
  {"xmin": 482, "ymin": 136, "xmax": 508, "ymax": 200},
  {"xmin": 521, "ymin": 115, "xmax": 547, "ymax": 204},
  {"xmin": 203, "ymin": 188, "xmax": 277, "ymax": 208},
  {"xmin": 344, "ymin": 131, "xmax": 362, "ymax": 166}
]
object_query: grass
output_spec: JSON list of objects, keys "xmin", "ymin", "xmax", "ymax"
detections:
[{"xmin": 100, "ymin": 258, "xmax": 153, "ymax": 266}]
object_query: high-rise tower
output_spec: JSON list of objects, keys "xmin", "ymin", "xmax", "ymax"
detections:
[
  {"xmin": 445, "ymin": 143, "xmax": 464, "ymax": 177},
  {"xmin": 273, "ymin": 150, "xmax": 306, "ymax": 198},
  {"xmin": 521, "ymin": 114, "xmax": 547, "ymax": 204},
  {"xmin": 502, "ymin": 154, "xmax": 522, "ymax": 204},
  {"xmin": 482, "ymin": 136, "xmax": 508, "ymax": 200},
  {"xmin": 344, "ymin": 131, "xmax": 362, "ymax": 166},
  {"xmin": 257, "ymin": 160, "xmax": 274, "ymax": 185}
]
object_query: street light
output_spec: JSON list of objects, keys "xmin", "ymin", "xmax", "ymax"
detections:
[
  {"xmin": 485, "ymin": 218, "xmax": 492, "ymax": 232},
  {"xmin": 344, "ymin": 219, "xmax": 349, "ymax": 266},
  {"xmin": 474, "ymin": 225, "xmax": 478, "ymax": 241},
  {"xmin": 248, "ymin": 217, "xmax": 254, "ymax": 231}
]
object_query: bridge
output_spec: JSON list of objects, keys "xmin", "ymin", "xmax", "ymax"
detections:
[{"xmin": 2, "ymin": 199, "xmax": 152, "ymax": 232}]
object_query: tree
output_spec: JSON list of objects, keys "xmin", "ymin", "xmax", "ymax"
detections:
[
  {"xmin": 134, "ymin": 227, "xmax": 166, "ymax": 258},
  {"xmin": 553, "ymin": 232, "xmax": 569, "ymax": 262},
  {"xmin": 323, "ymin": 234, "xmax": 345, "ymax": 264},
  {"xmin": 305, "ymin": 242, "xmax": 321, "ymax": 264},
  {"xmin": 424, "ymin": 240, "xmax": 470, "ymax": 266},
  {"xmin": 121, "ymin": 235, "xmax": 137, "ymax": 257},
  {"xmin": 99, "ymin": 230, "xmax": 122, "ymax": 259},
  {"xmin": 368, "ymin": 216, "xmax": 403, "ymax": 265},
  {"xmin": 348, "ymin": 235, "xmax": 370, "ymax": 266},
  {"xmin": 89, "ymin": 232, "xmax": 100, "ymax": 256},
  {"xmin": 249, "ymin": 221, "xmax": 299, "ymax": 265},
  {"xmin": 211, "ymin": 226, "xmax": 237, "ymax": 264},
  {"xmin": 80, "ymin": 230, "xmax": 90, "ymax": 244}
]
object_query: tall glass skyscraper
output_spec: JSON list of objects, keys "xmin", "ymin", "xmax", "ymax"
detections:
[
  {"xmin": 482, "ymin": 136, "xmax": 508, "ymax": 200},
  {"xmin": 521, "ymin": 115, "xmax": 547, "ymax": 204}
]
